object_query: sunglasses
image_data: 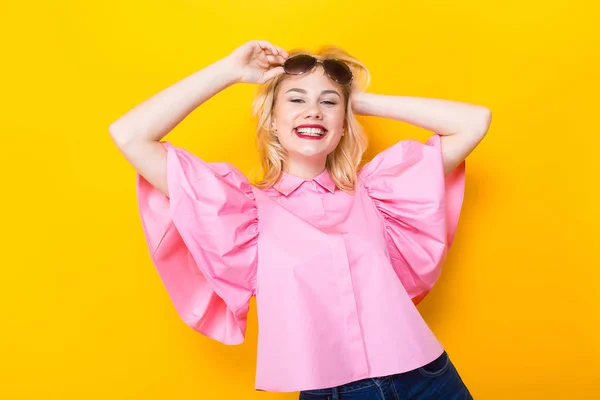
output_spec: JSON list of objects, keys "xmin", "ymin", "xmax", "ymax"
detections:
[{"xmin": 282, "ymin": 54, "xmax": 353, "ymax": 85}]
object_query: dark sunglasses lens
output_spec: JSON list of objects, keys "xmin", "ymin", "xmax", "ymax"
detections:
[
  {"xmin": 284, "ymin": 55, "xmax": 316, "ymax": 75},
  {"xmin": 323, "ymin": 59, "xmax": 353, "ymax": 84}
]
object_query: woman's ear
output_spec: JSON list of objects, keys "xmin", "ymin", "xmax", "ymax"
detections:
[{"xmin": 271, "ymin": 118, "xmax": 277, "ymax": 133}]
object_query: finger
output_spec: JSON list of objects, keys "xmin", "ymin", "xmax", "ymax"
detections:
[
  {"xmin": 261, "ymin": 66, "xmax": 285, "ymax": 82},
  {"xmin": 257, "ymin": 40, "xmax": 278, "ymax": 56},
  {"xmin": 276, "ymin": 46, "xmax": 289, "ymax": 59},
  {"xmin": 256, "ymin": 52, "xmax": 271, "ymax": 68},
  {"xmin": 259, "ymin": 41, "xmax": 288, "ymax": 61},
  {"xmin": 266, "ymin": 54, "xmax": 284, "ymax": 66}
]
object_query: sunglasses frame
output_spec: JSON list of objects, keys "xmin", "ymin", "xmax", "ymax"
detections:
[{"xmin": 283, "ymin": 54, "xmax": 354, "ymax": 85}]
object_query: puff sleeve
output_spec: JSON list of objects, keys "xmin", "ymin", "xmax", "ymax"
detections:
[
  {"xmin": 359, "ymin": 134, "xmax": 466, "ymax": 305},
  {"xmin": 135, "ymin": 141, "xmax": 258, "ymax": 345}
]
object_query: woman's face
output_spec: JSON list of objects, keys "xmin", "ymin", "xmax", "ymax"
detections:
[{"xmin": 271, "ymin": 66, "xmax": 346, "ymax": 168}]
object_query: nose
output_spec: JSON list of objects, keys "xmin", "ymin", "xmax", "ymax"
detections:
[{"xmin": 304, "ymin": 104, "xmax": 323, "ymax": 120}]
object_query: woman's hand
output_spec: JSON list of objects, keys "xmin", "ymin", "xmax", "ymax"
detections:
[{"xmin": 223, "ymin": 40, "xmax": 289, "ymax": 84}]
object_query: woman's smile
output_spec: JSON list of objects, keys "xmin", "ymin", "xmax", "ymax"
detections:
[{"xmin": 294, "ymin": 124, "xmax": 328, "ymax": 140}]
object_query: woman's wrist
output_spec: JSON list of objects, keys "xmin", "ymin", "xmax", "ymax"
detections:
[
  {"xmin": 215, "ymin": 57, "xmax": 244, "ymax": 85},
  {"xmin": 350, "ymin": 91, "xmax": 371, "ymax": 116}
]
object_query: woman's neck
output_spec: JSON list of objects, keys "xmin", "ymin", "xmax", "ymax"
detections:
[{"xmin": 284, "ymin": 157, "xmax": 327, "ymax": 179}]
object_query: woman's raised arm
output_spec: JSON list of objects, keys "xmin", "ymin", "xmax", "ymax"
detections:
[{"xmin": 108, "ymin": 40, "xmax": 287, "ymax": 196}]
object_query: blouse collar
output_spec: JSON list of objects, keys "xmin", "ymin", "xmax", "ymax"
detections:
[{"xmin": 273, "ymin": 168, "xmax": 336, "ymax": 196}]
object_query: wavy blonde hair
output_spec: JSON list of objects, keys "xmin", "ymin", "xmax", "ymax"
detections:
[{"xmin": 250, "ymin": 45, "xmax": 370, "ymax": 193}]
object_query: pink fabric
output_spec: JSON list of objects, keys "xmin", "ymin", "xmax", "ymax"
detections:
[{"xmin": 136, "ymin": 133, "xmax": 466, "ymax": 392}]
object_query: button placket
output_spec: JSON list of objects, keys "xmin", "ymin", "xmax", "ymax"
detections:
[{"xmin": 330, "ymin": 235, "xmax": 370, "ymax": 376}]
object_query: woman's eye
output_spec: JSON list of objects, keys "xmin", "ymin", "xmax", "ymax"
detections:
[
  {"xmin": 290, "ymin": 99, "xmax": 304, "ymax": 103},
  {"xmin": 322, "ymin": 100, "xmax": 337, "ymax": 105}
]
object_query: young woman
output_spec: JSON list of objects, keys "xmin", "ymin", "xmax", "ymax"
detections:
[{"xmin": 109, "ymin": 40, "xmax": 490, "ymax": 399}]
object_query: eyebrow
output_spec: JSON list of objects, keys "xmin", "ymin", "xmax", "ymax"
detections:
[{"xmin": 285, "ymin": 88, "xmax": 341, "ymax": 98}]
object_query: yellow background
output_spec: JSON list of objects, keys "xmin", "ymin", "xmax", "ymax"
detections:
[{"xmin": 1, "ymin": 0, "xmax": 598, "ymax": 399}]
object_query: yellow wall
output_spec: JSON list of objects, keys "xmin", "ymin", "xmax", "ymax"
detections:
[{"xmin": 1, "ymin": 1, "xmax": 598, "ymax": 399}]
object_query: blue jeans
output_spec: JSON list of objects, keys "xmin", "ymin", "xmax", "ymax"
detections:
[{"xmin": 298, "ymin": 351, "xmax": 473, "ymax": 399}]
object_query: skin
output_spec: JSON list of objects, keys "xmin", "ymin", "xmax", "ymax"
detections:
[
  {"xmin": 109, "ymin": 40, "xmax": 491, "ymax": 199},
  {"xmin": 271, "ymin": 66, "xmax": 347, "ymax": 179}
]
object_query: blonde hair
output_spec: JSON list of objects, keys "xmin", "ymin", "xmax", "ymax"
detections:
[{"xmin": 250, "ymin": 45, "xmax": 370, "ymax": 193}]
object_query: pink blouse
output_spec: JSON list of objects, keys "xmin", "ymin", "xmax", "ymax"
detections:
[{"xmin": 135, "ymin": 133, "xmax": 466, "ymax": 392}]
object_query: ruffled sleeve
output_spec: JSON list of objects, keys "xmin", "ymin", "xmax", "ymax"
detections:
[
  {"xmin": 359, "ymin": 134, "xmax": 466, "ymax": 305},
  {"xmin": 135, "ymin": 141, "xmax": 258, "ymax": 345}
]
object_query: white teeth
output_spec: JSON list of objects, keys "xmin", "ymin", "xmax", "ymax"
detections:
[{"xmin": 296, "ymin": 127, "xmax": 326, "ymax": 136}]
